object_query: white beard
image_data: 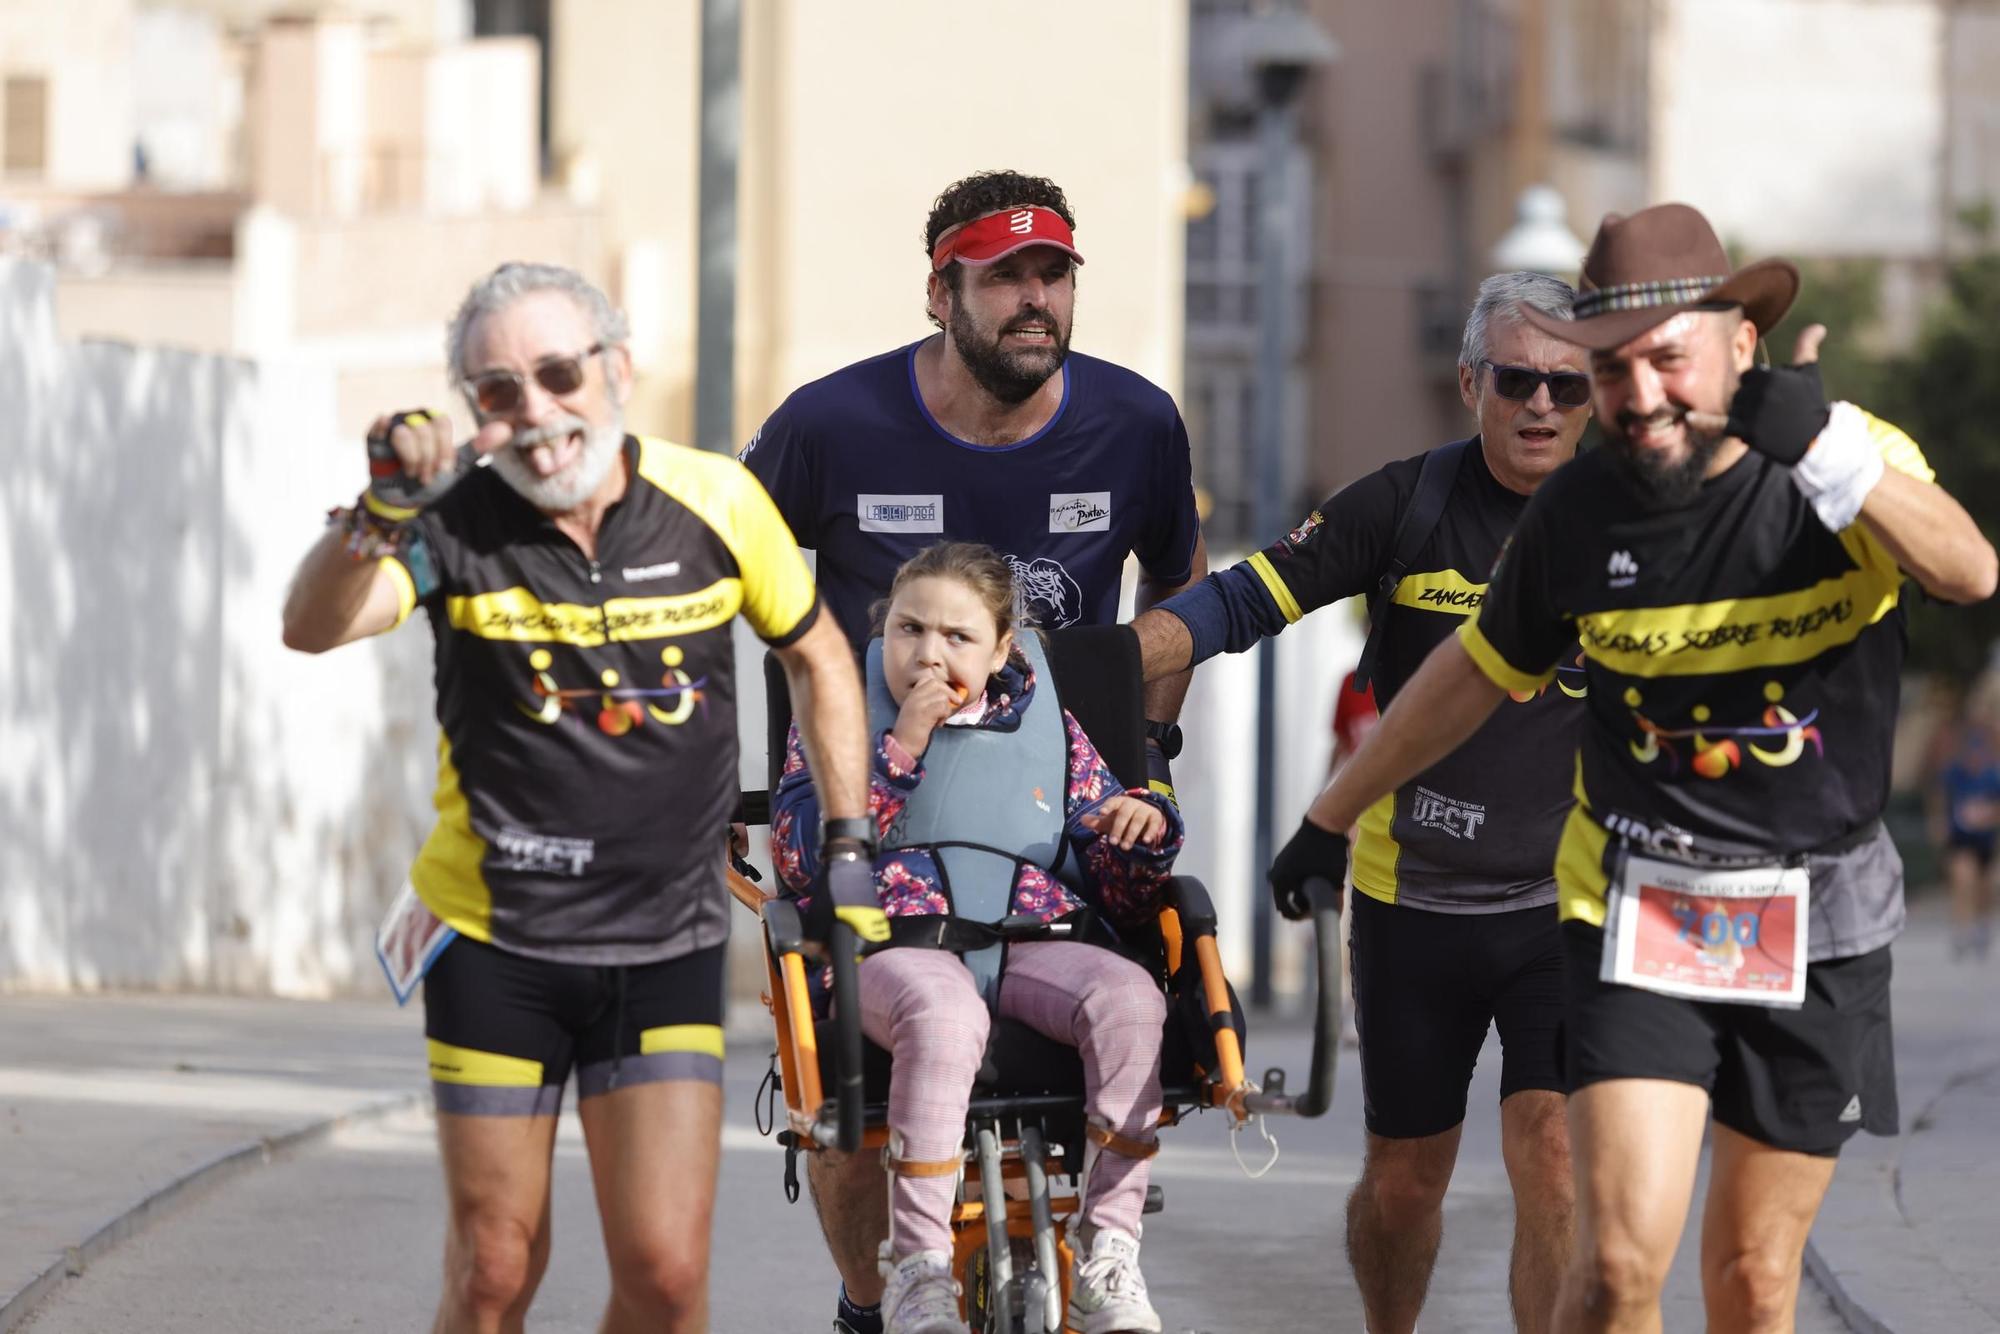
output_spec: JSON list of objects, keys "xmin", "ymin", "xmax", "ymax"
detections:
[{"xmin": 491, "ymin": 412, "xmax": 625, "ymax": 513}]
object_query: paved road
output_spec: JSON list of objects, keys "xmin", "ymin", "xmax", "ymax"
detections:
[{"xmin": 12, "ymin": 1020, "xmax": 1848, "ymax": 1332}]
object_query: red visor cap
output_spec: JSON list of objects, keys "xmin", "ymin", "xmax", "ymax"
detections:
[{"xmin": 931, "ymin": 206, "xmax": 1086, "ymax": 271}]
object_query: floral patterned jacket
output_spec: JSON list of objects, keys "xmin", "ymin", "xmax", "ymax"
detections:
[{"xmin": 771, "ymin": 657, "xmax": 1184, "ymax": 928}]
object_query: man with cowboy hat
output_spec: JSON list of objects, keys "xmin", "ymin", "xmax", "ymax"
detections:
[{"xmin": 1266, "ymin": 201, "xmax": 1997, "ymax": 1332}]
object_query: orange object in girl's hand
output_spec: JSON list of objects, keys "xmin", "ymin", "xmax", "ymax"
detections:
[{"xmin": 950, "ymin": 682, "xmax": 971, "ymax": 706}]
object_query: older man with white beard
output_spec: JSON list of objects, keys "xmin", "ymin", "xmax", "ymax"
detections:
[{"xmin": 282, "ymin": 262, "xmax": 871, "ymax": 1334}]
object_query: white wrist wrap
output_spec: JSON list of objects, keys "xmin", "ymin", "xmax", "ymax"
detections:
[{"xmin": 1791, "ymin": 400, "xmax": 1884, "ymax": 531}]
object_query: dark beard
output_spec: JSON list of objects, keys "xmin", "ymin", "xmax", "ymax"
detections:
[
  {"xmin": 949, "ymin": 302, "xmax": 1069, "ymax": 405},
  {"xmin": 1610, "ymin": 413, "xmax": 1726, "ymax": 508}
]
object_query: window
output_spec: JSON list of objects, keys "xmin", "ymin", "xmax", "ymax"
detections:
[{"xmin": 4, "ymin": 76, "xmax": 47, "ymax": 177}]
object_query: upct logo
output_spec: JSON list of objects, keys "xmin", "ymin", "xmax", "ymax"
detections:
[
  {"xmin": 1607, "ymin": 550, "xmax": 1639, "ymax": 588},
  {"xmin": 1008, "ymin": 209, "xmax": 1035, "ymax": 234}
]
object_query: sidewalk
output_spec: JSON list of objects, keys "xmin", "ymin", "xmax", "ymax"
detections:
[
  {"xmin": 1803, "ymin": 900, "xmax": 2000, "ymax": 1332},
  {"xmin": 0, "ymin": 994, "xmax": 425, "ymax": 1330},
  {"xmin": 1, "ymin": 904, "xmax": 1995, "ymax": 1332}
]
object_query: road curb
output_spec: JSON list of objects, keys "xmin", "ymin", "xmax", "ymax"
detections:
[
  {"xmin": 0, "ymin": 1091, "xmax": 423, "ymax": 1333},
  {"xmin": 1803, "ymin": 1237, "xmax": 1894, "ymax": 1334}
]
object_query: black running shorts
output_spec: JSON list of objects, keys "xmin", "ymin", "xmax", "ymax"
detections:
[
  {"xmin": 1349, "ymin": 893, "xmax": 1567, "ymax": 1139},
  {"xmin": 1562, "ymin": 922, "xmax": 1897, "ymax": 1156},
  {"xmin": 422, "ymin": 935, "xmax": 727, "ymax": 1116}
]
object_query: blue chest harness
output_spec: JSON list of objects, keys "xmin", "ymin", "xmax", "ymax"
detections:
[{"xmin": 864, "ymin": 631, "xmax": 1084, "ymax": 1004}]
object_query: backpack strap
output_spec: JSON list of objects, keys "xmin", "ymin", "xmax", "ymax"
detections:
[{"xmin": 1351, "ymin": 438, "xmax": 1471, "ymax": 693}]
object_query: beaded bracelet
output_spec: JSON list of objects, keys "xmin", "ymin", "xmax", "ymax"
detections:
[{"xmin": 325, "ymin": 495, "xmax": 412, "ymax": 561}]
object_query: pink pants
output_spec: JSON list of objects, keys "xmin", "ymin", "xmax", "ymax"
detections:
[{"xmin": 857, "ymin": 941, "xmax": 1166, "ymax": 1259}]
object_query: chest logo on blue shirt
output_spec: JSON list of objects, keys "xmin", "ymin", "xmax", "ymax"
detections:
[
  {"xmin": 859, "ymin": 494, "xmax": 944, "ymax": 533},
  {"xmin": 1049, "ymin": 491, "xmax": 1111, "ymax": 533}
]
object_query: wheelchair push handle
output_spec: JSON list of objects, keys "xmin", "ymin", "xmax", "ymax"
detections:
[
  {"xmin": 1242, "ymin": 874, "xmax": 1343, "ymax": 1119},
  {"xmin": 826, "ymin": 919, "xmax": 866, "ymax": 1154}
]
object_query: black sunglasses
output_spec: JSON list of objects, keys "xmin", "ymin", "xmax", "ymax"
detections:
[
  {"xmin": 1484, "ymin": 360, "xmax": 1591, "ymax": 408},
  {"xmin": 467, "ymin": 343, "xmax": 606, "ymax": 415}
]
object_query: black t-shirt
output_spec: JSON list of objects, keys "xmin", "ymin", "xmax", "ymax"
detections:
[
  {"xmin": 1255, "ymin": 439, "xmax": 1584, "ymax": 912},
  {"xmin": 739, "ymin": 341, "xmax": 1200, "ymax": 648},
  {"xmin": 1463, "ymin": 410, "xmax": 1930, "ymax": 951},
  {"xmin": 384, "ymin": 435, "xmax": 819, "ymax": 965}
]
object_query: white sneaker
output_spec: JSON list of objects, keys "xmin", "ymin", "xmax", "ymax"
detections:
[
  {"xmin": 880, "ymin": 1250, "xmax": 966, "ymax": 1334},
  {"xmin": 1067, "ymin": 1227, "xmax": 1162, "ymax": 1334}
]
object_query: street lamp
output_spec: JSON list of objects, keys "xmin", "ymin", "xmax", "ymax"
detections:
[
  {"xmin": 1491, "ymin": 184, "xmax": 1587, "ymax": 277},
  {"xmin": 1240, "ymin": 6, "xmax": 1336, "ymax": 1011}
]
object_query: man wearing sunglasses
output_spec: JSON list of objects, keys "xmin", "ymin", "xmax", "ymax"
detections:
[
  {"xmin": 1275, "ymin": 203, "xmax": 1997, "ymax": 1332},
  {"xmin": 281, "ymin": 262, "xmax": 871, "ymax": 1333},
  {"xmin": 1132, "ymin": 271, "xmax": 1592, "ymax": 1334},
  {"xmin": 739, "ymin": 169, "xmax": 1205, "ymax": 1334}
]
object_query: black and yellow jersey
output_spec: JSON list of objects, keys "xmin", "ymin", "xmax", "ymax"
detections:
[
  {"xmin": 1165, "ymin": 438, "xmax": 1584, "ymax": 913},
  {"xmin": 1463, "ymin": 411, "xmax": 1926, "ymax": 959},
  {"xmin": 382, "ymin": 435, "xmax": 818, "ymax": 966}
]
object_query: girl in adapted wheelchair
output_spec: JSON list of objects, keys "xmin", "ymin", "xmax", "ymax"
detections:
[{"xmin": 772, "ymin": 542, "xmax": 1183, "ymax": 1334}]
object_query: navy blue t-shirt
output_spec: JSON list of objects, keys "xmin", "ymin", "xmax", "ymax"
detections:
[{"xmin": 740, "ymin": 340, "xmax": 1201, "ymax": 649}]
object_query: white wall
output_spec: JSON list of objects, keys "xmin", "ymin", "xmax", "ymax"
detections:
[
  {"xmin": 0, "ymin": 258, "xmax": 434, "ymax": 994},
  {"xmin": 1651, "ymin": 0, "xmax": 1943, "ymax": 257}
]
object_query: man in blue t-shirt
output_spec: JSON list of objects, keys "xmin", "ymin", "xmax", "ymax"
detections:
[{"xmin": 741, "ymin": 169, "xmax": 1206, "ymax": 1334}]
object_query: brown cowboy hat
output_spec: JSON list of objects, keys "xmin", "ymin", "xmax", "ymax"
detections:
[{"xmin": 1519, "ymin": 202, "xmax": 1799, "ymax": 351}]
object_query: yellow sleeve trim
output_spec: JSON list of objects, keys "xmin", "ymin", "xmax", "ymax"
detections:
[
  {"xmin": 381, "ymin": 555, "xmax": 417, "ymax": 628},
  {"xmin": 1859, "ymin": 407, "xmax": 1934, "ymax": 483},
  {"xmin": 634, "ymin": 437, "xmax": 818, "ymax": 643},
  {"xmin": 1457, "ymin": 619, "xmax": 1555, "ymax": 694},
  {"xmin": 640, "ymin": 1023, "xmax": 726, "ymax": 1061},
  {"xmin": 1246, "ymin": 551, "xmax": 1304, "ymax": 624}
]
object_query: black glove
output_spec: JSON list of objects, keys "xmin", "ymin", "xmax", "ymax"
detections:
[
  {"xmin": 365, "ymin": 409, "xmax": 475, "ymax": 514},
  {"xmin": 820, "ymin": 843, "xmax": 888, "ymax": 950},
  {"xmin": 1268, "ymin": 818, "xmax": 1349, "ymax": 921},
  {"xmin": 1143, "ymin": 738, "xmax": 1179, "ymax": 809},
  {"xmin": 1723, "ymin": 362, "xmax": 1829, "ymax": 466}
]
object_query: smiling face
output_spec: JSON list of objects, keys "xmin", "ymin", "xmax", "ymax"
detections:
[
  {"xmin": 880, "ymin": 575, "xmax": 1013, "ymax": 708},
  {"xmin": 1458, "ymin": 315, "xmax": 1592, "ymax": 495},
  {"xmin": 461, "ymin": 289, "xmax": 633, "ymax": 514},
  {"xmin": 1590, "ymin": 308, "xmax": 1757, "ymax": 505},
  {"xmin": 929, "ymin": 243, "xmax": 1076, "ymax": 405}
]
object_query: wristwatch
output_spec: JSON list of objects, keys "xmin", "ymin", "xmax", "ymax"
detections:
[
  {"xmin": 820, "ymin": 815, "xmax": 878, "ymax": 857},
  {"xmin": 1144, "ymin": 720, "xmax": 1184, "ymax": 761}
]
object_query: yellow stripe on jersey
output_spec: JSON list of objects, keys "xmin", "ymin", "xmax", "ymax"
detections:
[
  {"xmin": 445, "ymin": 581, "xmax": 744, "ymax": 646},
  {"xmin": 411, "ymin": 735, "xmax": 494, "ymax": 943},
  {"xmin": 1573, "ymin": 566, "xmax": 1902, "ymax": 678},
  {"xmin": 1392, "ymin": 570, "xmax": 1487, "ymax": 614},
  {"xmin": 633, "ymin": 436, "xmax": 818, "ymax": 643},
  {"xmin": 1247, "ymin": 551, "xmax": 1304, "ymax": 623},
  {"xmin": 1553, "ymin": 802, "xmax": 1615, "ymax": 927},
  {"xmin": 1350, "ymin": 791, "xmax": 1402, "ymax": 905},
  {"xmin": 381, "ymin": 555, "xmax": 418, "ymax": 628},
  {"xmin": 640, "ymin": 1023, "xmax": 726, "ymax": 1061},
  {"xmin": 427, "ymin": 1039, "xmax": 543, "ymax": 1087},
  {"xmin": 1458, "ymin": 619, "xmax": 1557, "ymax": 694}
]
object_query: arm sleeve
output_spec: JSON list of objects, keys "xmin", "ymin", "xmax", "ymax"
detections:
[
  {"xmin": 722, "ymin": 459, "xmax": 822, "ymax": 647},
  {"xmin": 1159, "ymin": 464, "xmax": 1406, "ymax": 665},
  {"xmin": 1060, "ymin": 710, "xmax": 1185, "ymax": 924},
  {"xmin": 737, "ymin": 398, "xmax": 819, "ymax": 546},
  {"xmin": 1133, "ymin": 400, "xmax": 1201, "ymax": 586},
  {"xmin": 1458, "ymin": 491, "xmax": 1572, "ymax": 693}
]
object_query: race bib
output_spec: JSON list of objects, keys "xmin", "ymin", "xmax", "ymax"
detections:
[
  {"xmin": 374, "ymin": 881, "xmax": 457, "ymax": 1006},
  {"xmin": 1602, "ymin": 852, "xmax": 1808, "ymax": 1009}
]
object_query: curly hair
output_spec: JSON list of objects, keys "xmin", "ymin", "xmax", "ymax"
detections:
[{"xmin": 923, "ymin": 170, "xmax": 1076, "ymax": 328}]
